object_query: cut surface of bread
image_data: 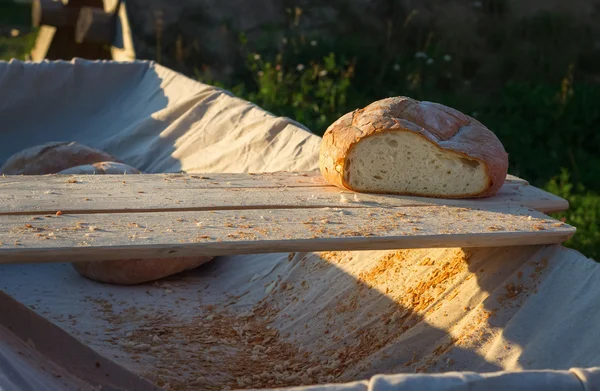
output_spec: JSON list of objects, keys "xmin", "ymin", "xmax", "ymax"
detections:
[
  {"xmin": 319, "ymin": 96, "xmax": 509, "ymax": 198},
  {"xmin": 71, "ymin": 257, "xmax": 213, "ymax": 285},
  {"xmin": 346, "ymin": 132, "xmax": 487, "ymax": 196}
]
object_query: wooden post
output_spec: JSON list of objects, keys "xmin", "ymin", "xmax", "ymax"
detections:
[
  {"xmin": 32, "ymin": 0, "xmax": 79, "ymax": 29},
  {"xmin": 29, "ymin": 0, "xmax": 113, "ymax": 61},
  {"xmin": 74, "ymin": 6, "xmax": 116, "ymax": 45}
]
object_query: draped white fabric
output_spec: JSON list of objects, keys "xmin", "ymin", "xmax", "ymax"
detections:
[{"xmin": 0, "ymin": 59, "xmax": 598, "ymax": 391}]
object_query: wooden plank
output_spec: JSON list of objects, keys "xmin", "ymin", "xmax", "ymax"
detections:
[
  {"xmin": 0, "ymin": 171, "xmax": 529, "ymax": 190},
  {"xmin": 0, "ymin": 172, "xmax": 568, "ymax": 215},
  {"xmin": 0, "ymin": 171, "xmax": 327, "ymax": 190},
  {"xmin": 0, "ymin": 205, "xmax": 575, "ymax": 264}
]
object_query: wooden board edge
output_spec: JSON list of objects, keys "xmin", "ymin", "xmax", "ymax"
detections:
[{"xmin": 0, "ymin": 228, "xmax": 576, "ymax": 265}]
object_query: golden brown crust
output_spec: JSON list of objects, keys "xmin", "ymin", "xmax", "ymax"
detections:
[
  {"xmin": 71, "ymin": 257, "xmax": 213, "ymax": 285},
  {"xmin": 319, "ymin": 97, "xmax": 509, "ymax": 198},
  {"xmin": 0, "ymin": 142, "xmax": 120, "ymax": 175}
]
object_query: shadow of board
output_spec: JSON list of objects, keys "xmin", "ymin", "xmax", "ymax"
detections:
[{"xmin": 119, "ymin": 247, "xmax": 514, "ymax": 389}]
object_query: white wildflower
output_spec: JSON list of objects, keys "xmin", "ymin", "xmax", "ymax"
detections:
[
  {"xmin": 443, "ymin": 54, "xmax": 452, "ymax": 62},
  {"xmin": 426, "ymin": 58, "xmax": 434, "ymax": 65},
  {"xmin": 297, "ymin": 64, "xmax": 305, "ymax": 71},
  {"xmin": 318, "ymin": 70, "xmax": 328, "ymax": 77}
]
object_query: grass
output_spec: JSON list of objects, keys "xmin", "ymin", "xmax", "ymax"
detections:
[
  {"xmin": 0, "ymin": 32, "xmax": 35, "ymax": 60},
  {"xmin": 0, "ymin": 1, "xmax": 36, "ymax": 61},
  {"xmin": 1, "ymin": 1, "xmax": 598, "ymax": 259}
]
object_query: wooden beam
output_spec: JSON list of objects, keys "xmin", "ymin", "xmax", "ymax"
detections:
[
  {"xmin": 0, "ymin": 172, "xmax": 569, "ymax": 215},
  {"xmin": 74, "ymin": 6, "xmax": 116, "ymax": 44},
  {"xmin": 29, "ymin": 0, "xmax": 115, "ymax": 61},
  {"xmin": 0, "ymin": 205, "xmax": 575, "ymax": 264},
  {"xmin": 32, "ymin": 0, "xmax": 80, "ymax": 28}
]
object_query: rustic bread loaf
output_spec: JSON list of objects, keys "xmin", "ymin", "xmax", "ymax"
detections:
[
  {"xmin": 58, "ymin": 161, "xmax": 142, "ymax": 175},
  {"xmin": 0, "ymin": 142, "xmax": 120, "ymax": 175},
  {"xmin": 319, "ymin": 97, "xmax": 509, "ymax": 198},
  {"xmin": 71, "ymin": 257, "xmax": 213, "ymax": 285}
]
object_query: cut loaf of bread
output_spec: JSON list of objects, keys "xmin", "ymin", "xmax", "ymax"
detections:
[{"xmin": 319, "ymin": 97, "xmax": 509, "ymax": 198}]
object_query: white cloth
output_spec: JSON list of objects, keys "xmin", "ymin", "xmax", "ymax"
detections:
[{"xmin": 1, "ymin": 58, "xmax": 599, "ymax": 391}]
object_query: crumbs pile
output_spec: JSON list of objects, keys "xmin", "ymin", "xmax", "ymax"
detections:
[
  {"xmin": 88, "ymin": 295, "xmax": 341, "ymax": 391},
  {"xmin": 81, "ymin": 249, "xmax": 475, "ymax": 390},
  {"xmin": 318, "ymin": 249, "xmax": 476, "ymax": 375},
  {"xmin": 79, "ymin": 246, "xmax": 551, "ymax": 389}
]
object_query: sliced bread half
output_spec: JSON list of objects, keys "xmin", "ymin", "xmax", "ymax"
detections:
[{"xmin": 319, "ymin": 96, "xmax": 509, "ymax": 198}]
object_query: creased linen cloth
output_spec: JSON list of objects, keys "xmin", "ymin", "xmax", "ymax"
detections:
[{"xmin": 0, "ymin": 59, "xmax": 599, "ymax": 391}]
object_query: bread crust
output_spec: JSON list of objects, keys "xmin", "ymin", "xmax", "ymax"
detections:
[
  {"xmin": 0, "ymin": 142, "xmax": 120, "ymax": 175},
  {"xmin": 71, "ymin": 257, "xmax": 213, "ymax": 285},
  {"xmin": 319, "ymin": 97, "xmax": 509, "ymax": 198}
]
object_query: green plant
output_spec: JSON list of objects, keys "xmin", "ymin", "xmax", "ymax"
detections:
[
  {"xmin": 243, "ymin": 51, "xmax": 353, "ymax": 132},
  {"xmin": 0, "ymin": 1, "xmax": 37, "ymax": 61},
  {"xmin": 0, "ymin": 1, "xmax": 31, "ymax": 25},
  {"xmin": 197, "ymin": 48, "xmax": 355, "ymax": 133},
  {"xmin": 546, "ymin": 170, "xmax": 600, "ymax": 260},
  {"xmin": 0, "ymin": 31, "xmax": 36, "ymax": 61},
  {"xmin": 473, "ymin": 80, "xmax": 600, "ymax": 191}
]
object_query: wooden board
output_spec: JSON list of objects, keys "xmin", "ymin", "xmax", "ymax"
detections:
[
  {"xmin": 0, "ymin": 171, "xmax": 568, "ymax": 215},
  {"xmin": 0, "ymin": 172, "xmax": 575, "ymax": 264}
]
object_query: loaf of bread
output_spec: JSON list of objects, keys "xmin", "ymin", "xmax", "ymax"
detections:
[
  {"xmin": 57, "ymin": 160, "xmax": 213, "ymax": 284},
  {"xmin": 3, "ymin": 142, "xmax": 214, "ymax": 284},
  {"xmin": 0, "ymin": 142, "xmax": 120, "ymax": 175},
  {"xmin": 58, "ymin": 162, "xmax": 142, "ymax": 175},
  {"xmin": 319, "ymin": 97, "xmax": 509, "ymax": 198},
  {"xmin": 71, "ymin": 257, "xmax": 213, "ymax": 285}
]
